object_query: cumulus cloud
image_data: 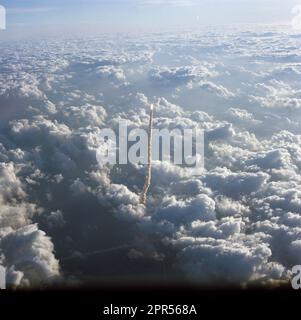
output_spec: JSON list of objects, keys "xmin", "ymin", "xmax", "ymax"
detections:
[
  {"xmin": 250, "ymin": 80, "xmax": 301, "ymax": 109},
  {"xmin": 173, "ymin": 235, "xmax": 276, "ymax": 284},
  {"xmin": 0, "ymin": 163, "xmax": 59, "ymax": 287},
  {"xmin": 149, "ymin": 65, "xmax": 217, "ymax": 87},
  {"xmin": 199, "ymin": 81, "xmax": 235, "ymax": 99},
  {"xmin": 1, "ymin": 224, "xmax": 60, "ymax": 287}
]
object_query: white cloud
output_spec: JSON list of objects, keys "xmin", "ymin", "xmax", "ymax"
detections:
[
  {"xmin": 1, "ymin": 224, "xmax": 60, "ymax": 287},
  {"xmin": 141, "ymin": 0, "xmax": 197, "ymax": 7},
  {"xmin": 7, "ymin": 7, "xmax": 56, "ymax": 14}
]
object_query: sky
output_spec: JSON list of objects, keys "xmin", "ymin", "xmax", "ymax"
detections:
[{"xmin": 1, "ymin": 0, "xmax": 301, "ymax": 36}]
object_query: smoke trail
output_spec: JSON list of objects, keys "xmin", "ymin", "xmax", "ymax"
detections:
[
  {"xmin": 61, "ymin": 244, "xmax": 132, "ymax": 261},
  {"xmin": 140, "ymin": 104, "xmax": 154, "ymax": 205}
]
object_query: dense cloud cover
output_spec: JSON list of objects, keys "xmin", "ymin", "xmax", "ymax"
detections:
[{"xmin": 1, "ymin": 26, "xmax": 301, "ymax": 287}]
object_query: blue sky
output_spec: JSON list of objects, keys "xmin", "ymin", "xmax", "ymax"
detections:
[{"xmin": 1, "ymin": 0, "xmax": 301, "ymax": 34}]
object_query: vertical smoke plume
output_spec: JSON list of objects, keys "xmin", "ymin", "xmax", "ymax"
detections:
[{"xmin": 140, "ymin": 104, "xmax": 154, "ymax": 205}]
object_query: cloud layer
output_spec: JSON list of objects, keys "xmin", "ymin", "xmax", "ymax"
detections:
[{"xmin": 1, "ymin": 25, "xmax": 301, "ymax": 287}]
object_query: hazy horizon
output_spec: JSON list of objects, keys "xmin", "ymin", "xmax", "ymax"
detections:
[{"xmin": 0, "ymin": 0, "xmax": 301, "ymax": 39}]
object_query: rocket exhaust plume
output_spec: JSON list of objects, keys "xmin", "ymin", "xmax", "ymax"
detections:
[{"xmin": 140, "ymin": 103, "xmax": 154, "ymax": 205}]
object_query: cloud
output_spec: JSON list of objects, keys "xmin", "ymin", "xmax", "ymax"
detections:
[
  {"xmin": 154, "ymin": 194, "xmax": 216, "ymax": 225},
  {"xmin": 7, "ymin": 7, "xmax": 56, "ymax": 14},
  {"xmin": 173, "ymin": 235, "xmax": 279, "ymax": 284},
  {"xmin": 0, "ymin": 163, "xmax": 59, "ymax": 287},
  {"xmin": 199, "ymin": 81, "xmax": 236, "ymax": 99},
  {"xmin": 149, "ymin": 66, "xmax": 216, "ymax": 87},
  {"xmin": 203, "ymin": 168, "xmax": 269, "ymax": 198},
  {"xmin": 140, "ymin": 0, "xmax": 197, "ymax": 7},
  {"xmin": 250, "ymin": 80, "xmax": 301, "ymax": 109},
  {"xmin": 96, "ymin": 66, "xmax": 126, "ymax": 83},
  {"xmin": 1, "ymin": 224, "xmax": 60, "ymax": 287}
]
